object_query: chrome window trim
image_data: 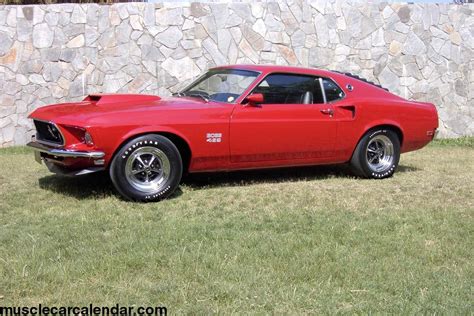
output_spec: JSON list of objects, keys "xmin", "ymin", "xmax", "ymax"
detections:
[
  {"xmin": 243, "ymin": 72, "xmax": 333, "ymax": 105},
  {"xmin": 322, "ymin": 77, "xmax": 346, "ymax": 103},
  {"xmin": 319, "ymin": 78, "xmax": 327, "ymax": 104},
  {"xmin": 238, "ymin": 70, "xmax": 349, "ymax": 105},
  {"xmin": 33, "ymin": 118, "xmax": 65, "ymax": 148}
]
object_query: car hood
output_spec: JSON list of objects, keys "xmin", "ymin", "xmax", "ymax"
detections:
[{"xmin": 28, "ymin": 94, "xmax": 214, "ymax": 126}]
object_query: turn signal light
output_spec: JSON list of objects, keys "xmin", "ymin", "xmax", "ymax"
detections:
[{"xmin": 84, "ymin": 131, "xmax": 94, "ymax": 146}]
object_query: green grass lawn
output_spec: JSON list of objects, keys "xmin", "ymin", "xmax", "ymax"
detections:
[{"xmin": 0, "ymin": 139, "xmax": 472, "ymax": 314}]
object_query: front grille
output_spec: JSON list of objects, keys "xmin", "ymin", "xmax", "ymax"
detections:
[{"xmin": 34, "ymin": 120, "xmax": 64, "ymax": 146}]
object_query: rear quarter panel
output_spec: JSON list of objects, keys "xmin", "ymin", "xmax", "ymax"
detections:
[
  {"xmin": 335, "ymin": 95, "xmax": 438, "ymax": 161},
  {"xmin": 393, "ymin": 100, "xmax": 438, "ymax": 152}
]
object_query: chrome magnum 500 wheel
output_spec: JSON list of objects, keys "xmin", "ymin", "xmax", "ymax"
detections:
[
  {"xmin": 110, "ymin": 134, "xmax": 182, "ymax": 201},
  {"xmin": 350, "ymin": 129, "xmax": 400, "ymax": 179}
]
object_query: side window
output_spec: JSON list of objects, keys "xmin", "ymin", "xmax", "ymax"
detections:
[
  {"xmin": 322, "ymin": 78, "xmax": 344, "ymax": 102},
  {"xmin": 252, "ymin": 74, "xmax": 325, "ymax": 104}
]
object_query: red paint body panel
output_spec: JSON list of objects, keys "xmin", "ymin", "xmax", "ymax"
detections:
[
  {"xmin": 28, "ymin": 65, "xmax": 438, "ymax": 173},
  {"xmin": 230, "ymin": 103, "xmax": 338, "ymax": 162}
]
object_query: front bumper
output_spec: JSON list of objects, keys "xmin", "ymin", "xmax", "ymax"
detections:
[
  {"xmin": 27, "ymin": 141, "xmax": 105, "ymax": 159},
  {"xmin": 27, "ymin": 140, "xmax": 106, "ymax": 176}
]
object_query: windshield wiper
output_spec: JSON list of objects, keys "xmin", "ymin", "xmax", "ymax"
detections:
[{"xmin": 172, "ymin": 92, "xmax": 185, "ymax": 97}]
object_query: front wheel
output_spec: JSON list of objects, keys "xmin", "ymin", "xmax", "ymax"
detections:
[
  {"xmin": 110, "ymin": 134, "xmax": 183, "ymax": 201},
  {"xmin": 350, "ymin": 129, "xmax": 400, "ymax": 179}
]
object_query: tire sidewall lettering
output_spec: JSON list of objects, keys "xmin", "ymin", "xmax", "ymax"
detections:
[
  {"xmin": 110, "ymin": 135, "xmax": 182, "ymax": 202},
  {"xmin": 368, "ymin": 129, "xmax": 386, "ymax": 139},
  {"xmin": 121, "ymin": 141, "xmax": 160, "ymax": 160},
  {"xmin": 144, "ymin": 185, "xmax": 171, "ymax": 200},
  {"xmin": 363, "ymin": 130, "xmax": 399, "ymax": 179}
]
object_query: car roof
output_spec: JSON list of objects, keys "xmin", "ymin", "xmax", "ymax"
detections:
[
  {"xmin": 211, "ymin": 64, "xmax": 394, "ymax": 96},
  {"xmin": 211, "ymin": 64, "xmax": 338, "ymax": 78}
]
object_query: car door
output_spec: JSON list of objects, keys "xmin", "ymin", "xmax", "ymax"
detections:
[{"xmin": 230, "ymin": 73, "xmax": 338, "ymax": 163}]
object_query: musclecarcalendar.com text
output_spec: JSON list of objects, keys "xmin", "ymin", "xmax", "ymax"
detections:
[{"xmin": 0, "ymin": 304, "xmax": 167, "ymax": 315}]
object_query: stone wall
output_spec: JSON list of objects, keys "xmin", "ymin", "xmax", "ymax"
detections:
[{"xmin": 0, "ymin": 1, "xmax": 473, "ymax": 146}]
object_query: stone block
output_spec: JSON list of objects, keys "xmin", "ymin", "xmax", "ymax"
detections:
[{"xmin": 0, "ymin": 1, "xmax": 472, "ymax": 146}]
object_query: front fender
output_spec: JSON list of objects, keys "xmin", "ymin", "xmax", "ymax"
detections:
[
  {"xmin": 119, "ymin": 125, "xmax": 192, "ymax": 149},
  {"xmin": 99, "ymin": 125, "xmax": 193, "ymax": 168}
]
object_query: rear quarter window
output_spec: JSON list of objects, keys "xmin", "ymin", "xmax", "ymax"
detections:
[{"xmin": 322, "ymin": 78, "xmax": 344, "ymax": 102}]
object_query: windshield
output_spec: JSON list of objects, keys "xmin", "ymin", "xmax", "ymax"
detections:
[{"xmin": 178, "ymin": 69, "xmax": 259, "ymax": 103}]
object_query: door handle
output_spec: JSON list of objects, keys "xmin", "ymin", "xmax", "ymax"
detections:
[{"xmin": 320, "ymin": 108, "xmax": 334, "ymax": 116}]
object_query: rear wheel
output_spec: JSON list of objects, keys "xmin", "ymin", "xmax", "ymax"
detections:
[
  {"xmin": 350, "ymin": 129, "xmax": 400, "ymax": 179},
  {"xmin": 110, "ymin": 134, "xmax": 182, "ymax": 201}
]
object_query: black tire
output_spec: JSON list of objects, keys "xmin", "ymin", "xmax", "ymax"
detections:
[
  {"xmin": 350, "ymin": 128, "xmax": 400, "ymax": 179},
  {"xmin": 109, "ymin": 134, "xmax": 183, "ymax": 201}
]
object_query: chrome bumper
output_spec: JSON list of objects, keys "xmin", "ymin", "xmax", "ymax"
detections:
[{"xmin": 27, "ymin": 141, "xmax": 105, "ymax": 159}]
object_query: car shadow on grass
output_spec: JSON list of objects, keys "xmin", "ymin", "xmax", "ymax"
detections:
[
  {"xmin": 182, "ymin": 165, "xmax": 349, "ymax": 189},
  {"xmin": 38, "ymin": 171, "xmax": 117, "ymax": 200},
  {"xmin": 38, "ymin": 171, "xmax": 185, "ymax": 201},
  {"xmin": 37, "ymin": 164, "xmax": 420, "ymax": 199},
  {"xmin": 397, "ymin": 165, "xmax": 420, "ymax": 173},
  {"xmin": 181, "ymin": 164, "xmax": 422, "ymax": 189}
]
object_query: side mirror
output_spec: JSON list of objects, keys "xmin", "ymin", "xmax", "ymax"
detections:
[{"xmin": 244, "ymin": 93, "xmax": 264, "ymax": 106}]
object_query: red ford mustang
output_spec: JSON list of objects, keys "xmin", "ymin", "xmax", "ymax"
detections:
[{"xmin": 28, "ymin": 65, "xmax": 438, "ymax": 201}]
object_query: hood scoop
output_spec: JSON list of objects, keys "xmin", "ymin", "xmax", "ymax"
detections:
[{"xmin": 83, "ymin": 94, "xmax": 161, "ymax": 105}]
